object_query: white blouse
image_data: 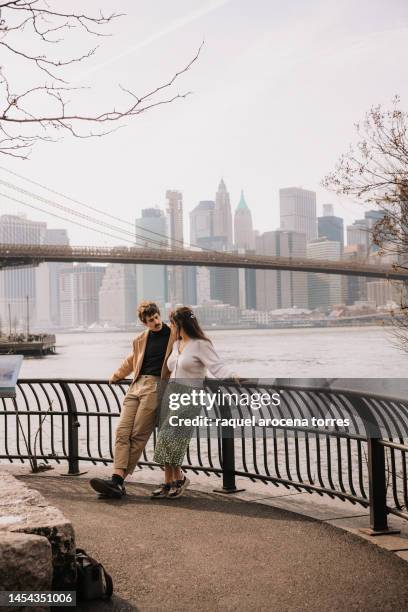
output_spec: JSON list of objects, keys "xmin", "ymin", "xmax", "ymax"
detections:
[{"xmin": 167, "ymin": 339, "xmax": 236, "ymax": 380}]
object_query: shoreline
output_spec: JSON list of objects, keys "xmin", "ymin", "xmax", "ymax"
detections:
[{"xmin": 34, "ymin": 319, "xmax": 391, "ymax": 334}]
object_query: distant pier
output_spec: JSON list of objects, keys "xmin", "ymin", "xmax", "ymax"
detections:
[{"xmin": 0, "ymin": 334, "xmax": 56, "ymax": 356}]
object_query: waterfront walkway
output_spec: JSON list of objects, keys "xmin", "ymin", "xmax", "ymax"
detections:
[{"xmin": 17, "ymin": 475, "xmax": 408, "ymax": 612}]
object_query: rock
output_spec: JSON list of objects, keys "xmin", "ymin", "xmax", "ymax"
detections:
[
  {"xmin": 0, "ymin": 532, "xmax": 52, "ymax": 612},
  {"xmin": 0, "ymin": 471, "xmax": 76, "ymax": 590}
]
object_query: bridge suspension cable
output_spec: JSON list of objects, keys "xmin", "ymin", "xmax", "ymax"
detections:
[
  {"xmin": 0, "ymin": 191, "xmax": 142, "ymax": 246},
  {"xmin": 0, "ymin": 166, "xmax": 210, "ymax": 252},
  {"xmin": 0, "ymin": 166, "xmax": 132, "ymax": 228},
  {"xmin": 0, "ymin": 177, "xmax": 173, "ymax": 249}
]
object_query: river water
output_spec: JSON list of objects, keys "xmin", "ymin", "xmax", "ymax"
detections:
[{"xmin": 18, "ymin": 326, "xmax": 408, "ymax": 396}]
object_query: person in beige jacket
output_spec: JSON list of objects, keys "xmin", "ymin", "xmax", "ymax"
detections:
[{"xmin": 90, "ymin": 301, "xmax": 175, "ymax": 498}]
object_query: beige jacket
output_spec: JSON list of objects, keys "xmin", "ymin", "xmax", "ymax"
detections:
[{"xmin": 111, "ymin": 327, "xmax": 176, "ymax": 383}]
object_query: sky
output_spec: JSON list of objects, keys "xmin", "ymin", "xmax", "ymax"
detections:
[{"xmin": 1, "ymin": 0, "xmax": 408, "ymax": 245}]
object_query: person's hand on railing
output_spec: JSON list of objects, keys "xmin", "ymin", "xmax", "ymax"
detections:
[{"xmin": 235, "ymin": 377, "xmax": 259, "ymax": 387}]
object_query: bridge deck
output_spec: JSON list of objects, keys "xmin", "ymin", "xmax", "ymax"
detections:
[
  {"xmin": 18, "ymin": 474, "xmax": 408, "ymax": 612},
  {"xmin": 1, "ymin": 244, "xmax": 407, "ymax": 279}
]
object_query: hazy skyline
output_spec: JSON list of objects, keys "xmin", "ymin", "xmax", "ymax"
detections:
[{"xmin": 1, "ymin": 0, "xmax": 408, "ymax": 245}]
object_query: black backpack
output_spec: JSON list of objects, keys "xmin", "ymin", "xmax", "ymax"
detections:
[{"xmin": 76, "ymin": 548, "xmax": 113, "ymax": 601}]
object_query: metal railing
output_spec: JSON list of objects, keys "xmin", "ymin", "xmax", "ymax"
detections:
[{"xmin": 1, "ymin": 379, "xmax": 408, "ymax": 533}]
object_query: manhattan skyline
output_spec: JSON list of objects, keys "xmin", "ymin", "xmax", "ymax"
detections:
[
  {"xmin": 1, "ymin": 0, "xmax": 408, "ymax": 245},
  {"xmin": 0, "ymin": 174, "xmax": 366, "ymax": 251}
]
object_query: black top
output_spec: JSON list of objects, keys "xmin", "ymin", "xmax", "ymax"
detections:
[{"xmin": 139, "ymin": 323, "xmax": 171, "ymax": 376}]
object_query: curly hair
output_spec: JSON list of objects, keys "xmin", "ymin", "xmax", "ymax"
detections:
[{"xmin": 137, "ymin": 301, "xmax": 160, "ymax": 323}]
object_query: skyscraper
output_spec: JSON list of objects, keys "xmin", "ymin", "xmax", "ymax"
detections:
[
  {"xmin": 0, "ymin": 215, "xmax": 46, "ymax": 329},
  {"xmin": 343, "ymin": 244, "xmax": 368, "ymax": 305},
  {"xmin": 188, "ymin": 200, "xmax": 217, "ymax": 305},
  {"xmin": 212, "ymin": 179, "xmax": 238, "ymax": 305},
  {"xmin": 364, "ymin": 210, "xmax": 385, "ymax": 253},
  {"xmin": 364, "ymin": 209, "xmax": 385, "ymax": 228},
  {"xmin": 196, "ymin": 266, "xmax": 210, "ymax": 305},
  {"xmin": 307, "ymin": 238, "xmax": 342, "ymax": 311},
  {"xmin": 135, "ymin": 208, "xmax": 168, "ymax": 310},
  {"xmin": 36, "ymin": 228, "xmax": 70, "ymax": 328},
  {"xmin": 280, "ymin": 187, "xmax": 317, "ymax": 242},
  {"xmin": 182, "ymin": 265, "xmax": 197, "ymax": 306},
  {"xmin": 318, "ymin": 204, "xmax": 344, "ymax": 252},
  {"xmin": 190, "ymin": 200, "xmax": 215, "ymax": 247},
  {"xmin": 256, "ymin": 230, "xmax": 308, "ymax": 310},
  {"xmin": 166, "ymin": 190, "xmax": 183, "ymax": 247},
  {"xmin": 244, "ymin": 267, "xmax": 257, "ymax": 310},
  {"xmin": 347, "ymin": 219, "xmax": 370, "ymax": 252},
  {"xmin": 166, "ymin": 190, "xmax": 184, "ymax": 306},
  {"xmin": 189, "ymin": 193, "xmax": 238, "ymax": 306},
  {"xmin": 214, "ymin": 178, "xmax": 233, "ymax": 247},
  {"xmin": 210, "ymin": 266, "xmax": 240, "ymax": 307},
  {"xmin": 367, "ymin": 280, "xmax": 404, "ymax": 307},
  {"xmin": 99, "ymin": 264, "xmax": 137, "ymax": 326},
  {"xmin": 233, "ymin": 191, "xmax": 256, "ymax": 308},
  {"xmin": 59, "ymin": 264, "xmax": 105, "ymax": 328},
  {"xmin": 234, "ymin": 190, "xmax": 254, "ymax": 250}
]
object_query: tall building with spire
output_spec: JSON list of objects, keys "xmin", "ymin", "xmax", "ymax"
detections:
[
  {"xmin": 234, "ymin": 190, "xmax": 254, "ymax": 250},
  {"xmin": 189, "ymin": 184, "xmax": 238, "ymax": 307},
  {"xmin": 214, "ymin": 178, "xmax": 233, "ymax": 248},
  {"xmin": 233, "ymin": 190, "xmax": 256, "ymax": 309},
  {"xmin": 212, "ymin": 179, "xmax": 238, "ymax": 306}
]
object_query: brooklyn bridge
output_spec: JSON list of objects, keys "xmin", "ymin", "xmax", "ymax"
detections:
[{"xmin": 0, "ymin": 243, "xmax": 407, "ymax": 280}]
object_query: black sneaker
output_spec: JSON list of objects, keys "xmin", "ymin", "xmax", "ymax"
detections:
[
  {"xmin": 90, "ymin": 478, "xmax": 126, "ymax": 499},
  {"xmin": 150, "ymin": 483, "xmax": 171, "ymax": 499}
]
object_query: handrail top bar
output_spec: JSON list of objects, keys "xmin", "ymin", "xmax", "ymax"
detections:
[
  {"xmin": 272, "ymin": 383, "xmax": 408, "ymax": 407},
  {"xmin": 17, "ymin": 378, "xmax": 408, "ymax": 407}
]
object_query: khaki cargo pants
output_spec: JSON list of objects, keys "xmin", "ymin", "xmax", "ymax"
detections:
[{"xmin": 114, "ymin": 375, "xmax": 160, "ymax": 476}]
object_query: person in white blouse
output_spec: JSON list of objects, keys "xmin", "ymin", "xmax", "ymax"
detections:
[{"xmin": 151, "ymin": 306, "xmax": 238, "ymax": 499}]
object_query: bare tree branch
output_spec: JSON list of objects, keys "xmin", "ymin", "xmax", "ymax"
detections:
[
  {"xmin": 323, "ymin": 97, "xmax": 408, "ymax": 349},
  {"xmin": 0, "ymin": 1, "xmax": 203, "ymax": 158}
]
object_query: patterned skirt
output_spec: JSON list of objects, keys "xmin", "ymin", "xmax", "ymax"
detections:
[{"xmin": 153, "ymin": 381, "xmax": 204, "ymax": 466}]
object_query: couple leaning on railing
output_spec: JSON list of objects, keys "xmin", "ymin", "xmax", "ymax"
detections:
[{"xmin": 89, "ymin": 300, "xmax": 239, "ymax": 501}]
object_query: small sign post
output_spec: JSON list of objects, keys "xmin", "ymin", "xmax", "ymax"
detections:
[{"xmin": 0, "ymin": 355, "xmax": 23, "ymax": 398}]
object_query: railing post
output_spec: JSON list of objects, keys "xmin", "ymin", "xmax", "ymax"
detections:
[
  {"xmin": 216, "ymin": 433, "xmax": 242, "ymax": 493},
  {"xmin": 61, "ymin": 382, "xmax": 81, "ymax": 476},
  {"xmin": 209, "ymin": 380, "xmax": 245, "ymax": 494},
  {"xmin": 351, "ymin": 395, "xmax": 400, "ymax": 535},
  {"xmin": 366, "ymin": 437, "xmax": 389, "ymax": 532}
]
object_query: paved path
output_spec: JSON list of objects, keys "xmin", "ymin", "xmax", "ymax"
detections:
[{"xmin": 19, "ymin": 476, "xmax": 408, "ymax": 612}]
